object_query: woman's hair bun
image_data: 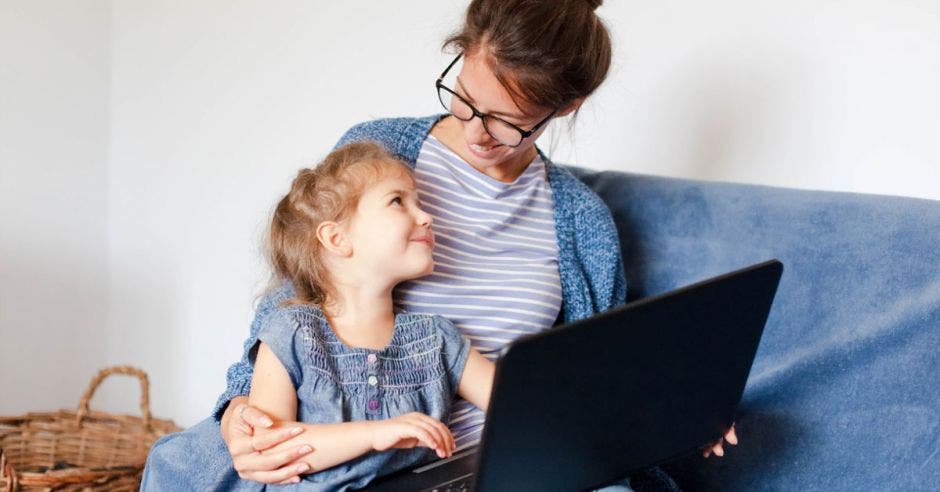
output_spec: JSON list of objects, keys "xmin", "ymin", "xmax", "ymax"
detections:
[{"xmin": 445, "ymin": 0, "xmax": 612, "ymax": 109}]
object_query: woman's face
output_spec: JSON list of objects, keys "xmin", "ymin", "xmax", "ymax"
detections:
[{"xmin": 446, "ymin": 50, "xmax": 558, "ymax": 181}]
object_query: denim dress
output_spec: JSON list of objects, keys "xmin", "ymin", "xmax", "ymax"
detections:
[{"xmin": 141, "ymin": 305, "xmax": 470, "ymax": 491}]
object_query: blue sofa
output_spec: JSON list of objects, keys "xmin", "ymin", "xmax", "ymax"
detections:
[{"xmin": 571, "ymin": 168, "xmax": 940, "ymax": 491}]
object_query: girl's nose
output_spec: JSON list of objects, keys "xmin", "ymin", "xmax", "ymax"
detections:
[{"xmin": 415, "ymin": 207, "xmax": 432, "ymax": 228}]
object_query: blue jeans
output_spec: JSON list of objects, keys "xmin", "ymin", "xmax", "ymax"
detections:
[{"xmin": 142, "ymin": 418, "xmax": 260, "ymax": 491}]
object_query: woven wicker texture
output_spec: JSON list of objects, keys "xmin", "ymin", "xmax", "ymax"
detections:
[{"xmin": 0, "ymin": 366, "xmax": 180, "ymax": 491}]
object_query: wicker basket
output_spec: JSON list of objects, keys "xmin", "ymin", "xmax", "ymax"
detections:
[{"xmin": 0, "ymin": 366, "xmax": 180, "ymax": 491}]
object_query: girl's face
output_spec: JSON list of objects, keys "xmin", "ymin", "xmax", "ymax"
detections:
[
  {"xmin": 345, "ymin": 167, "xmax": 435, "ymax": 285},
  {"xmin": 444, "ymin": 50, "xmax": 562, "ymax": 181}
]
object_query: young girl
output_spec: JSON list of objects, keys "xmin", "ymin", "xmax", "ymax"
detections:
[
  {"xmin": 245, "ymin": 140, "xmax": 494, "ymax": 489},
  {"xmin": 142, "ymin": 141, "xmax": 495, "ymax": 491},
  {"xmin": 254, "ymin": 140, "xmax": 498, "ymax": 488}
]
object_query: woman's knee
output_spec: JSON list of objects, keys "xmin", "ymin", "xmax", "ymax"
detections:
[{"xmin": 141, "ymin": 418, "xmax": 235, "ymax": 490}]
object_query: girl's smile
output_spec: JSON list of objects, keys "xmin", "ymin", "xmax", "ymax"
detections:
[{"xmin": 410, "ymin": 233, "xmax": 435, "ymax": 249}]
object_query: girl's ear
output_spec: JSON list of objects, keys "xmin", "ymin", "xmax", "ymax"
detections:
[{"xmin": 316, "ymin": 221, "xmax": 352, "ymax": 257}]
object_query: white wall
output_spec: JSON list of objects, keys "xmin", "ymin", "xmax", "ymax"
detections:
[
  {"xmin": 2, "ymin": 1, "xmax": 938, "ymax": 426},
  {"xmin": 0, "ymin": 1, "xmax": 111, "ymax": 414},
  {"xmin": 563, "ymin": 0, "xmax": 940, "ymax": 200},
  {"xmin": 104, "ymin": 0, "xmax": 474, "ymax": 425}
]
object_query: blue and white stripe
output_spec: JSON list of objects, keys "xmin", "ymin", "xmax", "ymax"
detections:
[{"xmin": 393, "ymin": 135, "xmax": 562, "ymax": 449}]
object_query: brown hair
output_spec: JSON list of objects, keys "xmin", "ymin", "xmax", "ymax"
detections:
[
  {"xmin": 444, "ymin": 0, "xmax": 612, "ymax": 112},
  {"xmin": 268, "ymin": 141, "xmax": 412, "ymax": 306}
]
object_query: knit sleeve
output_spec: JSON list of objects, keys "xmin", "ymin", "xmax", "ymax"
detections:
[
  {"xmin": 332, "ymin": 115, "xmax": 439, "ymax": 166},
  {"xmin": 575, "ymin": 197, "xmax": 628, "ymax": 311},
  {"xmin": 332, "ymin": 119, "xmax": 405, "ymax": 159}
]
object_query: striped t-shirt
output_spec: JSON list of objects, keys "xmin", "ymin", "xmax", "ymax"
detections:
[{"xmin": 393, "ymin": 135, "xmax": 562, "ymax": 449}]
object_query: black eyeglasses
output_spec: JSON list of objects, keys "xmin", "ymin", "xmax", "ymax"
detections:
[{"xmin": 436, "ymin": 54, "xmax": 557, "ymax": 148}]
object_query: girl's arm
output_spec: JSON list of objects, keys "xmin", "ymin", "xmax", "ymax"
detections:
[
  {"xmin": 216, "ymin": 283, "xmax": 296, "ymax": 420},
  {"xmin": 258, "ymin": 413, "xmax": 456, "ymax": 474},
  {"xmin": 456, "ymin": 348, "xmax": 496, "ymax": 411},
  {"xmin": 249, "ymin": 343, "xmax": 373, "ymax": 471},
  {"xmin": 248, "ymin": 342, "xmax": 298, "ymax": 422},
  {"xmin": 250, "ymin": 342, "xmax": 454, "ymax": 474}
]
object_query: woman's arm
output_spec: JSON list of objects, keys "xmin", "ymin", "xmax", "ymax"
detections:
[{"xmin": 456, "ymin": 348, "xmax": 496, "ymax": 411}]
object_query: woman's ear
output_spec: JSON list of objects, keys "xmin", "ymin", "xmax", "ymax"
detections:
[
  {"xmin": 316, "ymin": 221, "xmax": 352, "ymax": 257},
  {"xmin": 557, "ymin": 97, "xmax": 585, "ymax": 118}
]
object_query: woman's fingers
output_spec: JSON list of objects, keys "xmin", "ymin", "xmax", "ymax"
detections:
[
  {"xmin": 240, "ymin": 461, "xmax": 310, "ymax": 484},
  {"xmin": 702, "ymin": 424, "xmax": 737, "ymax": 458},
  {"xmin": 238, "ymin": 404, "xmax": 275, "ymax": 430},
  {"xmin": 725, "ymin": 424, "xmax": 738, "ymax": 445},
  {"xmin": 231, "ymin": 431, "xmax": 313, "ymax": 484},
  {"xmin": 251, "ymin": 425, "xmax": 305, "ymax": 452},
  {"xmin": 702, "ymin": 443, "xmax": 723, "ymax": 458},
  {"xmin": 223, "ymin": 404, "xmax": 315, "ymax": 484},
  {"xmin": 232, "ymin": 420, "xmax": 253, "ymax": 437},
  {"xmin": 712, "ymin": 441, "xmax": 724, "ymax": 457},
  {"xmin": 225, "ymin": 424, "xmax": 257, "ymax": 457},
  {"xmin": 243, "ymin": 444, "xmax": 313, "ymax": 471}
]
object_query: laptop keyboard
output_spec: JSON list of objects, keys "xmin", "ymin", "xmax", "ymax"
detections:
[{"xmin": 422, "ymin": 472, "xmax": 474, "ymax": 492}]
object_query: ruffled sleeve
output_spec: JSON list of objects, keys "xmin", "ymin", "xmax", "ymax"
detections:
[{"xmin": 251, "ymin": 307, "xmax": 305, "ymax": 388}]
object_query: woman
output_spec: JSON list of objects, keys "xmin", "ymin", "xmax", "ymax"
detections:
[{"xmin": 150, "ymin": 0, "xmax": 734, "ymax": 489}]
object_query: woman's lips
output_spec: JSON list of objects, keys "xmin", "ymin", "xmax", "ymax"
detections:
[{"xmin": 467, "ymin": 142, "xmax": 502, "ymax": 158}]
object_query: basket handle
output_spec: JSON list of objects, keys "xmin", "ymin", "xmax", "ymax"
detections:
[{"xmin": 75, "ymin": 365, "xmax": 153, "ymax": 428}]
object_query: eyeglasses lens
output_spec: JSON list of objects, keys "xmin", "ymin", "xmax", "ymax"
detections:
[{"xmin": 437, "ymin": 87, "xmax": 523, "ymax": 147}]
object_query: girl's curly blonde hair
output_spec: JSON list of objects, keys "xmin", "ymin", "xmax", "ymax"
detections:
[{"xmin": 268, "ymin": 141, "xmax": 412, "ymax": 306}]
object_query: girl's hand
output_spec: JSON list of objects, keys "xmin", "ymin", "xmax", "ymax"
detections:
[
  {"xmin": 370, "ymin": 412, "xmax": 456, "ymax": 459},
  {"xmin": 702, "ymin": 423, "xmax": 738, "ymax": 458},
  {"xmin": 220, "ymin": 398, "xmax": 313, "ymax": 484}
]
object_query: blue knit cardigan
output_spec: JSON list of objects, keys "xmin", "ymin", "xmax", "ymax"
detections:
[{"xmin": 213, "ymin": 114, "xmax": 627, "ymax": 417}]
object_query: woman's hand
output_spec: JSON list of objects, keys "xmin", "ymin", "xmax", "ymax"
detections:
[
  {"xmin": 220, "ymin": 397, "xmax": 314, "ymax": 484},
  {"xmin": 702, "ymin": 423, "xmax": 738, "ymax": 458},
  {"xmin": 369, "ymin": 412, "xmax": 456, "ymax": 459}
]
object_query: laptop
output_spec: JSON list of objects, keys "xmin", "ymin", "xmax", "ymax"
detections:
[{"xmin": 366, "ymin": 259, "xmax": 783, "ymax": 492}]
